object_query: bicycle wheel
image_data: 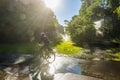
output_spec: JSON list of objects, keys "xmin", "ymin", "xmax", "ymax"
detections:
[{"xmin": 45, "ymin": 51, "xmax": 55, "ymax": 63}]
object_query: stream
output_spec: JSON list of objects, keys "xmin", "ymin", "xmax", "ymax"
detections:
[
  {"xmin": 53, "ymin": 54, "xmax": 120, "ymax": 80},
  {"xmin": 0, "ymin": 54, "xmax": 120, "ymax": 80}
]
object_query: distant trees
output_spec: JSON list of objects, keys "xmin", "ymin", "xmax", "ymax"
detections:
[
  {"xmin": 67, "ymin": 0, "xmax": 101, "ymax": 46},
  {"xmin": 98, "ymin": 0, "xmax": 120, "ymax": 41},
  {"xmin": 64, "ymin": 20, "xmax": 69, "ymax": 25},
  {"xmin": 67, "ymin": 0, "xmax": 120, "ymax": 47},
  {"xmin": 0, "ymin": 0, "xmax": 62, "ymax": 44}
]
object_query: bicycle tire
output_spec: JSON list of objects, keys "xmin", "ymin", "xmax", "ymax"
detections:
[{"xmin": 45, "ymin": 51, "xmax": 55, "ymax": 63}]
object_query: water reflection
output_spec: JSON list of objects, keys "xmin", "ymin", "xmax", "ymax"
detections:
[
  {"xmin": 49, "ymin": 54, "xmax": 82, "ymax": 74},
  {"xmin": 49, "ymin": 55, "xmax": 120, "ymax": 80},
  {"xmin": 80, "ymin": 60, "xmax": 120, "ymax": 80}
]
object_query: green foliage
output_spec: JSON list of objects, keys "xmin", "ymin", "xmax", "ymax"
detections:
[
  {"xmin": 112, "ymin": 38, "xmax": 120, "ymax": 44},
  {"xmin": 106, "ymin": 48, "xmax": 120, "ymax": 61},
  {"xmin": 55, "ymin": 41, "xmax": 82, "ymax": 55},
  {"xmin": 114, "ymin": 52, "xmax": 120, "ymax": 61},
  {"xmin": 101, "ymin": 0, "xmax": 120, "ymax": 39},
  {"xmin": 0, "ymin": 0, "xmax": 62, "ymax": 44},
  {"xmin": 68, "ymin": 0, "xmax": 120, "ymax": 47},
  {"xmin": 68, "ymin": 0, "xmax": 99, "ymax": 46},
  {"xmin": 114, "ymin": 6, "xmax": 120, "ymax": 18},
  {"xmin": 0, "ymin": 43, "xmax": 39, "ymax": 54}
]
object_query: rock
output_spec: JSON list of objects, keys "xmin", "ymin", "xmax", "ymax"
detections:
[
  {"xmin": 0, "ymin": 53, "xmax": 33, "ymax": 67},
  {"xmin": 54, "ymin": 73, "xmax": 103, "ymax": 80}
]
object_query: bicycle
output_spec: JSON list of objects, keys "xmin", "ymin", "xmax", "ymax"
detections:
[
  {"xmin": 28, "ymin": 43, "xmax": 56, "ymax": 80},
  {"xmin": 37, "ymin": 43, "xmax": 56, "ymax": 63},
  {"xmin": 42, "ymin": 48, "xmax": 56, "ymax": 63}
]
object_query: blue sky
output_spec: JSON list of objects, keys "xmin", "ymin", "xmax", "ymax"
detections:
[{"xmin": 53, "ymin": 0, "xmax": 81, "ymax": 26}]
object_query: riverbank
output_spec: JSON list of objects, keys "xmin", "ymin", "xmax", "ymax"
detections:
[
  {"xmin": 1, "ymin": 42, "xmax": 119, "ymax": 61},
  {"xmin": 67, "ymin": 47, "xmax": 120, "ymax": 61}
]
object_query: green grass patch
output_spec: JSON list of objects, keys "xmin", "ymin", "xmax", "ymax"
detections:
[
  {"xmin": 113, "ymin": 52, "xmax": 120, "ymax": 61},
  {"xmin": 106, "ymin": 48, "xmax": 120, "ymax": 61},
  {"xmin": 55, "ymin": 41, "xmax": 82, "ymax": 55},
  {"xmin": 0, "ymin": 43, "xmax": 39, "ymax": 54}
]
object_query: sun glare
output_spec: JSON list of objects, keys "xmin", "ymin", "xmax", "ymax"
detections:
[{"xmin": 44, "ymin": 0, "xmax": 60, "ymax": 10}]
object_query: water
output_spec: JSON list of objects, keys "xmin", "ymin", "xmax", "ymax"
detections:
[
  {"xmin": 1, "ymin": 54, "xmax": 120, "ymax": 80},
  {"xmin": 50, "ymin": 54, "xmax": 82, "ymax": 74},
  {"xmin": 51, "ymin": 55, "xmax": 120, "ymax": 80},
  {"xmin": 80, "ymin": 60, "xmax": 120, "ymax": 80}
]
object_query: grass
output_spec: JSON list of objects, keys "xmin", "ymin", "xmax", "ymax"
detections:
[
  {"xmin": 113, "ymin": 52, "xmax": 120, "ymax": 61},
  {"xmin": 55, "ymin": 41, "xmax": 82, "ymax": 55},
  {"xmin": 0, "ymin": 43, "xmax": 39, "ymax": 54},
  {"xmin": 106, "ymin": 48, "xmax": 120, "ymax": 61}
]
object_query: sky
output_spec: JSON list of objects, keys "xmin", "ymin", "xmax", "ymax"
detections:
[{"xmin": 47, "ymin": 0, "xmax": 82, "ymax": 26}]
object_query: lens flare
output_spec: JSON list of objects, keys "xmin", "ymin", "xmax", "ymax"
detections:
[{"xmin": 44, "ymin": 0, "xmax": 60, "ymax": 10}]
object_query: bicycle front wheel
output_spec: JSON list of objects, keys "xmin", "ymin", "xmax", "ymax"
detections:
[{"xmin": 45, "ymin": 51, "xmax": 55, "ymax": 63}]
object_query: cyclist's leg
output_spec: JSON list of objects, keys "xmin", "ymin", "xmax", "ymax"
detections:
[
  {"xmin": 38, "ymin": 45, "xmax": 45, "ymax": 59},
  {"xmin": 44, "ymin": 47, "xmax": 56, "ymax": 63},
  {"xmin": 47, "ymin": 45, "xmax": 53, "ymax": 51}
]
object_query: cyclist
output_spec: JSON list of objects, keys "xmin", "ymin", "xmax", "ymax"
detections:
[
  {"xmin": 38, "ymin": 32, "xmax": 53, "ymax": 59},
  {"xmin": 39, "ymin": 32, "xmax": 52, "ymax": 51},
  {"xmin": 29, "ymin": 32, "xmax": 54, "ymax": 80}
]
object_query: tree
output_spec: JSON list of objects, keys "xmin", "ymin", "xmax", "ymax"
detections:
[
  {"xmin": 64, "ymin": 20, "xmax": 69, "ymax": 25},
  {"xmin": 0, "ymin": 0, "xmax": 62, "ymax": 44},
  {"xmin": 101, "ymin": 0, "xmax": 120, "ymax": 40},
  {"xmin": 67, "ymin": 0, "xmax": 100, "ymax": 46},
  {"xmin": 68, "ymin": 0, "xmax": 120, "ymax": 47}
]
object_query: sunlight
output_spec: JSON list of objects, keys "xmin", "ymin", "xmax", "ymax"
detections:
[
  {"xmin": 49, "ymin": 63, "xmax": 55, "ymax": 74},
  {"xmin": 44, "ymin": 0, "xmax": 61, "ymax": 10}
]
